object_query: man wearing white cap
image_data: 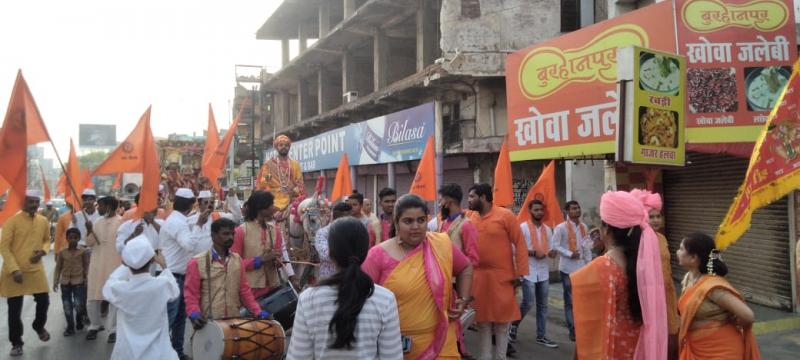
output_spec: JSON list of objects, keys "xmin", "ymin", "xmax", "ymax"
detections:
[
  {"xmin": 188, "ymin": 190, "xmax": 234, "ymax": 253},
  {"xmin": 116, "ymin": 193, "xmax": 164, "ymax": 273},
  {"xmin": 70, "ymin": 189, "xmax": 100, "ymax": 247},
  {"xmin": 0, "ymin": 190, "xmax": 51, "ymax": 357},
  {"xmin": 85, "ymin": 196, "xmax": 123, "ymax": 342},
  {"xmin": 104, "ymin": 235, "xmax": 179, "ymax": 360},
  {"xmin": 160, "ymin": 188, "xmax": 205, "ymax": 359}
]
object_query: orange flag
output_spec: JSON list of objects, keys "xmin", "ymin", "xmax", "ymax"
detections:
[
  {"xmin": 409, "ymin": 136, "xmax": 436, "ymax": 201},
  {"xmin": 0, "ymin": 70, "xmax": 54, "ymax": 224},
  {"xmin": 56, "ymin": 174, "xmax": 66, "ymax": 196},
  {"xmin": 93, "ymin": 107, "xmax": 160, "ymax": 217},
  {"xmin": 82, "ymin": 169, "xmax": 94, "ymax": 190},
  {"xmin": 493, "ymin": 139, "xmax": 513, "ymax": 207},
  {"xmin": 203, "ymin": 100, "xmax": 247, "ymax": 190},
  {"xmin": 112, "ymin": 173, "xmax": 122, "ymax": 190},
  {"xmin": 39, "ymin": 165, "xmax": 51, "ymax": 203},
  {"xmin": 201, "ymin": 103, "xmax": 220, "ymax": 168},
  {"xmin": 330, "ymin": 154, "xmax": 352, "ymax": 202},
  {"xmin": 517, "ymin": 160, "xmax": 564, "ymax": 228},
  {"xmin": 64, "ymin": 139, "xmax": 84, "ymax": 210}
]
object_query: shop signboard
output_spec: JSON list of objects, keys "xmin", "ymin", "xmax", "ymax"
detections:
[
  {"xmin": 617, "ymin": 46, "xmax": 687, "ymax": 166},
  {"xmin": 506, "ymin": 1, "xmax": 677, "ymax": 161},
  {"xmin": 676, "ymin": 0, "xmax": 797, "ymax": 145},
  {"xmin": 265, "ymin": 103, "xmax": 435, "ymax": 172}
]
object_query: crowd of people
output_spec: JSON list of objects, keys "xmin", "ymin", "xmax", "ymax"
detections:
[{"xmin": 0, "ymin": 136, "xmax": 763, "ymax": 360}]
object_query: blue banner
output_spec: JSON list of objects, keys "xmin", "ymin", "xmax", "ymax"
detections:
[{"xmin": 266, "ymin": 103, "xmax": 435, "ymax": 172}]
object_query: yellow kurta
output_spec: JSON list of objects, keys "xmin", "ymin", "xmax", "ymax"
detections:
[
  {"xmin": 255, "ymin": 157, "xmax": 304, "ymax": 210},
  {"xmin": 86, "ymin": 215, "xmax": 123, "ymax": 301},
  {"xmin": 0, "ymin": 212, "xmax": 51, "ymax": 297}
]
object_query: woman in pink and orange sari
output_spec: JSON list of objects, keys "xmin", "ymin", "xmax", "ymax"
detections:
[{"xmin": 362, "ymin": 194, "xmax": 474, "ymax": 360}]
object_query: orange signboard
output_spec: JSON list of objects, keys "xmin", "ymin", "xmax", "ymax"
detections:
[
  {"xmin": 506, "ymin": 2, "xmax": 677, "ymax": 161},
  {"xmin": 677, "ymin": 0, "xmax": 797, "ymax": 145}
]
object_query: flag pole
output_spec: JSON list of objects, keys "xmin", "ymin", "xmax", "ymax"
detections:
[{"xmin": 46, "ymin": 139, "xmax": 83, "ymax": 212}]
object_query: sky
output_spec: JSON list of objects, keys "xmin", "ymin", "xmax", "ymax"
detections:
[{"xmin": 0, "ymin": 0, "xmax": 287, "ymax": 165}]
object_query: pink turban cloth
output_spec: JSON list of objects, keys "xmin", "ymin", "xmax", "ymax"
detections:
[
  {"xmin": 600, "ymin": 190, "xmax": 667, "ymax": 360},
  {"xmin": 630, "ymin": 188, "xmax": 662, "ymax": 212}
]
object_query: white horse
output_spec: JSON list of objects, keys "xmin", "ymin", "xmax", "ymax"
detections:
[{"xmin": 287, "ymin": 194, "xmax": 330, "ymax": 286}]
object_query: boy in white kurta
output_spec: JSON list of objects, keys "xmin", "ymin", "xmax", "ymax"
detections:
[{"xmin": 103, "ymin": 235, "xmax": 180, "ymax": 360}]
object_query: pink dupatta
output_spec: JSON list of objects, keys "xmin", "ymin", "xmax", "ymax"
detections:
[{"xmin": 418, "ymin": 233, "xmax": 452, "ymax": 360}]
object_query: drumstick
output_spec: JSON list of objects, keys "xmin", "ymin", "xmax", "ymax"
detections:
[{"xmin": 282, "ymin": 260, "xmax": 320, "ymax": 267}]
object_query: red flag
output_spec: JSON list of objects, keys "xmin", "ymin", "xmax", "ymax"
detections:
[
  {"xmin": 0, "ymin": 70, "xmax": 54, "ymax": 224},
  {"xmin": 409, "ymin": 136, "xmax": 436, "ymax": 201},
  {"xmin": 201, "ymin": 103, "xmax": 220, "ymax": 168},
  {"xmin": 65, "ymin": 139, "xmax": 84, "ymax": 210},
  {"xmin": 112, "ymin": 173, "xmax": 122, "ymax": 190},
  {"xmin": 493, "ymin": 139, "xmax": 513, "ymax": 207},
  {"xmin": 93, "ymin": 107, "xmax": 160, "ymax": 218},
  {"xmin": 330, "ymin": 154, "xmax": 352, "ymax": 202},
  {"xmin": 39, "ymin": 165, "xmax": 51, "ymax": 203},
  {"xmin": 203, "ymin": 100, "xmax": 247, "ymax": 190},
  {"xmin": 517, "ymin": 160, "xmax": 563, "ymax": 228}
]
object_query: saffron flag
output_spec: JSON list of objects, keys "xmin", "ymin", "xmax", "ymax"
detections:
[
  {"xmin": 409, "ymin": 136, "xmax": 437, "ymax": 201},
  {"xmin": 493, "ymin": 139, "xmax": 513, "ymax": 207},
  {"xmin": 93, "ymin": 107, "xmax": 160, "ymax": 218},
  {"xmin": 201, "ymin": 103, "xmax": 220, "ymax": 168},
  {"xmin": 717, "ymin": 61, "xmax": 800, "ymax": 249},
  {"xmin": 517, "ymin": 160, "xmax": 563, "ymax": 228},
  {"xmin": 82, "ymin": 169, "xmax": 93, "ymax": 190},
  {"xmin": 203, "ymin": 100, "xmax": 247, "ymax": 190},
  {"xmin": 330, "ymin": 154, "xmax": 352, "ymax": 202},
  {"xmin": 56, "ymin": 174, "xmax": 65, "ymax": 196},
  {"xmin": 65, "ymin": 139, "xmax": 84, "ymax": 210},
  {"xmin": 0, "ymin": 70, "xmax": 53, "ymax": 224},
  {"xmin": 39, "ymin": 165, "xmax": 51, "ymax": 203}
]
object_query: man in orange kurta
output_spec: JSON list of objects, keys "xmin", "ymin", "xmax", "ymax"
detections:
[
  {"xmin": 54, "ymin": 205, "xmax": 74, "ymax": 256},
  {"xmin": 467, "ymin": 184, "xmax": 528, "ymax": 360}
]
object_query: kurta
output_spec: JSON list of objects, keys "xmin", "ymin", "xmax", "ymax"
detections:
[
  {"xmin": 54, "ymin": 211, "xmax": 73, "ymax": 255},
  {"xmin": 103, "ymin": 266, "xmax": 180, "ymax": 360},
  {"xmin": 0, "ymin": 212, "xmax": 51, "ymax": 297},
  {"xmin": 86, "ymin": 215, "xmax": 123, "ymax": 301},
  {"xmin": 658, "ymin": 233, "xmax": 680, "ymax": 335},
  {"xmin": 255, "ymin": 157, "xmax": 304, "ymax": 211},
  {"xmin": 468, "ymin": 206, "xmax": 529, "ymax": 323},
  {"xmin": 184, "ymin": 250, "xmax": 262, "ymax": 319}
]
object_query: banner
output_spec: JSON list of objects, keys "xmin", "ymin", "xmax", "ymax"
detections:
[
  {"xmin": 716, "ymin": 60, "xmax": 800, "ymax": 249},
  {"xmin": 265, "ymin": 103, "xmax": 434, "ymax": 172},
  {"xmin": 676, "ymin": 0, "xmax": 797, "ymax": 146}
]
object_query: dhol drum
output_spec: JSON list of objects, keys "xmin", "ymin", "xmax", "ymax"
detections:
[
  {"xmin": 191, "ymin": 318, "xmax": 285, "ymax": 360},
  {"xmin": 241, "ymin": 283, "xmax": 298, "ymax": 330}
]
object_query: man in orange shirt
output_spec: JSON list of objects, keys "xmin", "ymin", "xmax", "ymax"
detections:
[
  {"xmin": 467, "ymin": 183, "xmax": 528, "ymax": 360},
  {"xmin": 54, "ymin": 204, "xmax": 74, "ymax": 256}
]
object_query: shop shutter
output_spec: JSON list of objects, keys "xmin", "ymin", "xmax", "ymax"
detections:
[{"xmin": 663, "ymin": 153, "xmax": 792, "ymax": 309}]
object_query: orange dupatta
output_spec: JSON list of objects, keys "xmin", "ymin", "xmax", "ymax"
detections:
[
  {"xmin": 567, "ymin": 221, "xmax": 587, "ymax": 252},
  {"xmin": 527, "ymin": 220, "xmax": 548, "ymax": 255},
  {"xmin": 678, "ymin": 276, "xmax": 760, "ymax": 360}
]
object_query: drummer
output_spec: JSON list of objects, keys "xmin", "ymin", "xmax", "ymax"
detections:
[{"xmin": 184, "ymin": 217, "xmax": 267, "ymax": 329}]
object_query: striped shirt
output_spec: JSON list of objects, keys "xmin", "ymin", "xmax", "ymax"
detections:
[{"xmin": 287, "ymin": 285, "xmax": 403, "ymax": 360}]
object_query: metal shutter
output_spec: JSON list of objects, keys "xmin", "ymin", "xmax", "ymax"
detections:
[{"xmin": 663, "ymin": 153, "xmax": 792, "ymax": 309}]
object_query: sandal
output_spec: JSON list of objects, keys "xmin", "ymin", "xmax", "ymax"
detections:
[{"xmin": 37, "ymin": 329, "xmax": 50, "ymax": 342}]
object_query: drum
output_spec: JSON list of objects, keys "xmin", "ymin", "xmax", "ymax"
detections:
[
  {"xmin": 191, "ymin": 318, "xmax": 285, "ymax": 360},
  {"xmin": 241, "ymin": 284, "xmax": 298, "ymax": 329}
]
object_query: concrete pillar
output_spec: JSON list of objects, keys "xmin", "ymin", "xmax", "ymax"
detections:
[
  {"xmin": 350, "ymin": 166, "xmax": 358, "ymax": 193},
  {"xmin": 319, "ymin": 2, "xmax": 331, "ymax": 38},
  {"xmin": 373, "ymin": 29, "xmax": 389, "ymax": 92},
  {"xmin": 298, "ymin": 23, "xmax": 308, "ymax": 53},
  {"xmin": 318, "ymin": 68, "xmax": 328, "ymax": 114},
  {"xmin": 387, "ymin": 162, "xmax": 396, "ymax": 189},
  {"xmin": 342, "ymin": 51, "xmax": 355, "ymax": 94},
  {"xmin": 281, "ymin": 38, "xmax": 290, "ymax": 67},
  {"xmin": 297, "ymin": 78, "xmax": 309, "ymax": 123},
  {"xmin": 343, "ymin": 0, "xmax": 356, "ymax": 19},
  {"xmin": 416, "ymin": 0, "xmax": 437, "ymax": 72},
  {"xmin": 280, "ymin": 90, "xmax": 291, "ymax": 127}
]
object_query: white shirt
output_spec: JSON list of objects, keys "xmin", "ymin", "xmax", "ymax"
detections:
[
  {"xmin": 553, "ymin": 220, "xmax": 592, "ymax": 274},
  {"xmin": 520, "ymin": 222, "xmax": 553, "ymax": 283},
  {"xmin": 313, "ymin": 224, "xmax": 335, "ymax": 280},
  {"xmin": 187, "ymin": 211, "xmax": 234, "ymax": 253},
  {"xmin": 103, "ymin": 266, "xmax": 180, "ymax": 360},
  {"xmin": 70, "ymin": 210, "xmax": 100, "ymax": 246},
  {"xmin": 224, "ymin": 194, "xmax": 243, "ymax": 223},
  {"xmin": 427, "ymin": 218, "xmax": 438, "ymax": 232},
  {"xmin": 159, "ymin": 211, "xmax": 205, "ymax": 274},
  {"xmin": 116, "ymin": 219, "xmax": 165, "ymax": 273},
  {"xmin": 287, "ymin": 285, "xmax": 403, "ymax": 360}
]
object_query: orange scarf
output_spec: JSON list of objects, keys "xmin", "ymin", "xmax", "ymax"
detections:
[
  {"xmin": 566, "ymin": 221, "xmax": 587, "ymax": 252},
  {"xmin": 527, "ymin": 220, "xmax": 548, "ymax": 255}
]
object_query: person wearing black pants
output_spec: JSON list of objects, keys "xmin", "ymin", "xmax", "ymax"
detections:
[{"xmin": 7, "ymin": 293, "xmax": 50, "ymax": 347}]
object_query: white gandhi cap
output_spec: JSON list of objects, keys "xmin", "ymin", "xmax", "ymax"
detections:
[
  {"xmin": 122, "ymin": 234, "xmax": 155, "ymax": 269},
  {"xmin": 175, "ymin": 188, "xmax": 195, "ymax": 199}
]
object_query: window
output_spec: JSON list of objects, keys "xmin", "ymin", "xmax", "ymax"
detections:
[
  {"xmin": 461, "ymin": 0, "xmax": 481, "ymax": 19},
  {"xmin": 561, "ymin": 0, "xmax": 581, "ymax": 32}
]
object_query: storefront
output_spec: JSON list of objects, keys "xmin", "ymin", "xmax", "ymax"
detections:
[{"xmin": 505, "ymin": 0, "xmax": 798, "ymax": 309}]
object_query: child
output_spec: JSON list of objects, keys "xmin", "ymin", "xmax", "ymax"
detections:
[
  {"xmin": 52, "ymin": 228, "xmax": 89, "ymax": 336},
  {"xmin": 103, "ymin": 235, "xmax": 180, "ymax": 360}
]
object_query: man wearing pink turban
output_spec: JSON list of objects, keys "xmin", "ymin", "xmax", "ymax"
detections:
[{"xmin": 571, "ymin": 190, "xmax": 667, "ymax": 360}]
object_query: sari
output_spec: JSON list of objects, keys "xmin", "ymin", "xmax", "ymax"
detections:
[
  {"xmin": 678, "ymin": 275, "xmax": 760, "ymax": 360},
  {"xmin": 365, "ymin": 232, "xmax": 460, "ymax": 360},
  {"xmin": 572, "ymin": 255, "xmax": 642, "ymax": 360}
]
